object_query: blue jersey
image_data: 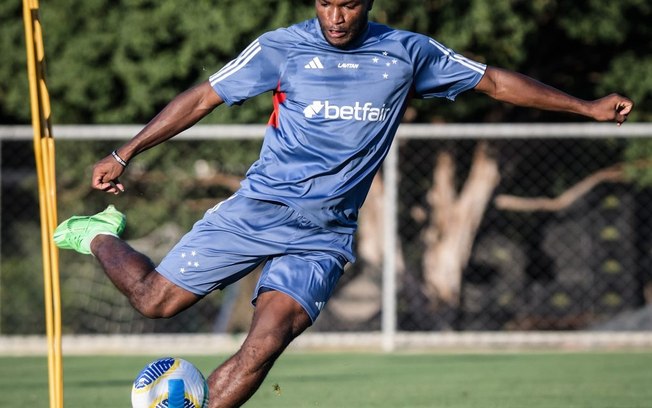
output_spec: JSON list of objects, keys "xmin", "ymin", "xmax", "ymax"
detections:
[{"xmin": 210, "ymin": 19, "xmax": 485, "ymax": 233}]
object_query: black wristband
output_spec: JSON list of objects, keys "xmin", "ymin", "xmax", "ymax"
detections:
[{"xmin": 111, "ymin": 150, "xmax": 128, "ymax": 167}]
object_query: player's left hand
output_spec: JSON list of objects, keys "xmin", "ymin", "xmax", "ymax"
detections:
[{"xmin": 589, "ymin": 93, "xmax": 634, "ymax": 126}]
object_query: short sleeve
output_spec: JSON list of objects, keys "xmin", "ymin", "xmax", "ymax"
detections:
[
  {"xmin": 209, "ymin": 31, "xmax": 288, "ymax": 106},
  {"xmin": 409, "ymin": 35, "xmax": 486, "ymax": 101}
]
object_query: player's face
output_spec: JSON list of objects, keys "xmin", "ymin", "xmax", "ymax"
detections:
[{"xmin": 316, "ymin": 0, "xmax": 373, "ymax": 48}]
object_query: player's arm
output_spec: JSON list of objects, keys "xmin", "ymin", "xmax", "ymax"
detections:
[
  {"xmin": 92, "ymin": 80, "xmax": 223, "ymax": 194},
  {"xmin": 474, "ymin": 66, "xmax": 633, "ymax": 124}
]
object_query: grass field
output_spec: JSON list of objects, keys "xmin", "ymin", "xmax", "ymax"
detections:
[{"xmin": 1, "ymin": 351, "xmax": 651, "ymax": 407}]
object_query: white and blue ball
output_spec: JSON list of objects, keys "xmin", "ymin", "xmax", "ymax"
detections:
[{"xmin": 131, "ymin": 357, "xmax": 209, "ymax": 408}]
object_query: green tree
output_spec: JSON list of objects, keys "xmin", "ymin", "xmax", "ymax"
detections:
[
  {"xmin": 2, "ymin": 1, "xmax": 650, "ymax": 124},
  {"xmin": 372, "ymin": 0, "xmax": 651, "ymax": 124}
]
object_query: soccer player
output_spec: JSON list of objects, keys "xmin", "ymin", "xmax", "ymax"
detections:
[{"xmin": 54, "ymin": 0, "xmax": 633, "ymax": 406}]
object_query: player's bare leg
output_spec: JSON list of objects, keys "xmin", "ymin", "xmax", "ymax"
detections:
[
  {"xmin": 91, "ymin": 235, "xmax": 200, "ymax": 318},
  {"xmin": 207, "ymin": 290, "xmax": 311, "ymax": 407},
  {"xmin": 53, "ymin": 205, "xmax": 200, "ymax": 318}
]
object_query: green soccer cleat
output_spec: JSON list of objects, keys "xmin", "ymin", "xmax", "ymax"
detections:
[{"xmin": 53, "ymin": 205, "xmax": 126, "ymax": 255}]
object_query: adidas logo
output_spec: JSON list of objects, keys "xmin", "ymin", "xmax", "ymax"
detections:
[
  {"xmin": 315, "ymin": 301, "xmax": 326, "ymax": 311},
  {"xmin": 304, "ymin": 57, "xmax": 324, "ymax": 69}
]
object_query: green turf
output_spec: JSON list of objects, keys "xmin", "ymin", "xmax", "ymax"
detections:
[{"xmin": 1, "ymin": 352, "xmax": 651, "ymax": 407}]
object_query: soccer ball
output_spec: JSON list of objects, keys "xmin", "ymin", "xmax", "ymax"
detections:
[{"xmin": 131, "ymin": 357, "xmax": 209, "ymax": 408}]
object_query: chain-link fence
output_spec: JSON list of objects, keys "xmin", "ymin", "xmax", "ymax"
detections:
[{"xmin": 2, "ymin": 124, "xmax": 652, "ymax": 337}]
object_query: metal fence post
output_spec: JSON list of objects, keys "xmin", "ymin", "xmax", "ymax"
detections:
[{"xmin": 382, "ymin": 141, "xmax": 398, "ymax": 352}]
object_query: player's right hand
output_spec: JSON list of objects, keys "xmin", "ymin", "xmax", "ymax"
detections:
[{"xmin": 91, "ymin": 154, "xmax": 126, "ymax": 195}]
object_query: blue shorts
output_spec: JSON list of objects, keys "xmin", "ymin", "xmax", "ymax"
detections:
[{"xmin": 156, "ymin": 194, "xmax": 354, "ymax": 322}]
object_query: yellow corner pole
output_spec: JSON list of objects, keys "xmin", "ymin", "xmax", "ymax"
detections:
[{"xmin": 22, "ymin": 1, "xmax": 63, "ymax": 407}]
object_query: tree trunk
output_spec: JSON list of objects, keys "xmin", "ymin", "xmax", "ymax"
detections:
[
  {"xmin": 422, "ymin": 141, "xmax": 500, "ymax": 307},
  {"xmin": 494, "ymin": 163, "xmax": 625, "ymax": 212}
]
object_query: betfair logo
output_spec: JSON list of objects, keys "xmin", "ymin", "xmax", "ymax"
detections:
[{"xmin": 303, "ymin": 100, "xmax": 391, "ymax": 122}]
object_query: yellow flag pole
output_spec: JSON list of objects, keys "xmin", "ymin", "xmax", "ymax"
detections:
[{"xmin": 22, "ymin": 1, "xmax": 63, "ymax": 407}]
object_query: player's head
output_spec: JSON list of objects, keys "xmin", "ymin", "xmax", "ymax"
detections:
[{"xmin": 315, "ymin": 0, "xmax": 374, "ymax": 49}]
